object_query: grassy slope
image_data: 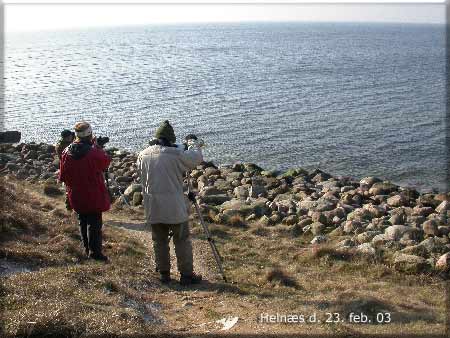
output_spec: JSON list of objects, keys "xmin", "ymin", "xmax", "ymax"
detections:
[{"xmin": 0, "ymin": 176, "xmax": 447, "ymax": 337}]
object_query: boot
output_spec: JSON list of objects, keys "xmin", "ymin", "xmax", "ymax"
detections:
[
  {"xmin": 89, "ymin": 252, "xmax": 108, "ymax": 262},
  {"xmin": 160, "ymin": 271, "xmax": 171, "ymax": 284},
  {"xmin": 180, "ymin": 272, "xmax": 202, "ymax": 286}
]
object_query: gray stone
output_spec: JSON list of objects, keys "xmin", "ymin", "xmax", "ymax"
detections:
[
  {"xmin": 202, "ymin": 194, "xmax": 231, "ymax": 205},
  {"xmin": 233, "ymin": 186, "xmax": 249, "ymax": 200},
  {"xmin": 124, "ymin": 184, "xmax": 142, "ymax": 197},
  {"xmin": 384, "ymin": 225, "xmax": 415, "ymax": 241},
  {"xmin": 343, "ymin": 220, "xmax": 362, "ymax": 234},
  {"xmin": 249, "ymin": 180, "xmax": 267, "ymax": 198},
  {"xmin": 356, "ymin": 243, "xmax": 376, "ymax": 256},
  {"xmin": 204, "ymin": 167, "xmax": 221, "ymax": 177},
  {"xmin": 360, "ymin": 176, "xmax": 382, "ymax": 189},
  {"xmin": 436, "ymin": 200, "xmax": 450, "ymax": 214},
  {"xmin": 412, "ymin": 206, "xmax": 434, "ymax": 217},
  {"xmin": 355, "ymin": 231, "xmax": 382, "ymax": 244},
  {"xmin": 422, "ymin": 219, "xmax": 439, "ymax": 236},
  {"xmin": 389, "ymin": 213, "xmax": 406, "ymax": 225},
  {"xmin": 371, "ymin": 234, "xmax": 389, "ymax": 246},
  {"xmin": 369, "ymin": 182, "xmax": 398, "ymax": 196},
  {"xmin": 387, "ymin": 194, "xmax": 409, "ymax": 207}
]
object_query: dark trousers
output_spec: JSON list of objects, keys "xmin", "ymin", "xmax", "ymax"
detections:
[
  {"xmin": 78, "ymin": 213, "xmax": 103, "ymax": 255},
  {"xmin": 151, "ymin": 222, "xmax": 193, "ymax": 276}
]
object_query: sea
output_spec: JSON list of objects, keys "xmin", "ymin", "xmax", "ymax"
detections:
[{"xmin": 3, "ymin": 22, "xmax": 447, "ymax": 192}]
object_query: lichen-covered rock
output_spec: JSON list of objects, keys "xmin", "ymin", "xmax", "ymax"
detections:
[
  {"xmin": 384, "ymin": 225, "xmax": 417, "ymax": 241},
  {"xmin": 418, "ymin": 237, "xmax": 448, "ymax": 254},
  {"xmin": 356, "ymin": 243, "xmax": 376, "ymax": 256},
  {"xmin": 393, "ymin": 253, "xmax": 429, "ymax": 273},
  {"xmin": 400, "ymin": 244, "xmax": 429, "ymax": 258}
]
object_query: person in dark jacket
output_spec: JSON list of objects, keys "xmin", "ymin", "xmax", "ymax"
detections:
[
  {"xmin": 56, "ymin": 130, "xmax": 75, "ymax": 210},
  {"xmin": 59, "ymin": 122, "xmax": 111, "ymax": 261},
  {"xmin": 55, "ymin": 129, "xmax": 75, "ymax": 160}
]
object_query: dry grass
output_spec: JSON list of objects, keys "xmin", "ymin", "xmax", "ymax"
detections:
[
  {"xmin": 0, "ymin": 176, "xmax": 447, "ymax": 336},
  {"xmin": 228, "ymin": 214, "xmax": 247, "ymax": 228}
]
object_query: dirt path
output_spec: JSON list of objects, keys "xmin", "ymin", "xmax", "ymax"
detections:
[{"xmin": 103, "ymin": 211, "xmax": 221, "ymax": 283}]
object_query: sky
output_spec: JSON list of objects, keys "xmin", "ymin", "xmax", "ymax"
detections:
[{"xmin": 4, "ymin": 2, "xmax": 447, "ymax": 33}]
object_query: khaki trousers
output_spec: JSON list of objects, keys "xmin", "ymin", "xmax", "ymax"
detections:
[{"xmin": 151, "ymin": 222, "xmax": 193, "ymax": 276}]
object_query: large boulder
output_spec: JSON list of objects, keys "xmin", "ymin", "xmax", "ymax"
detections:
[
  {"xmin": 422, "ymin": 219, "xmax": 439, "ymax": 236},
  {"xmin": 199, "ymin": 186, "xmax": 225, "ymax": 197},
  {"xmin": 202, "ymin": 194, "xmax": 231, "ymax": 205},
  {"xmin": 369, "ymin": 182, "xmax": 398, "ymax": 196},
  {"xmin": 384, "ymin": 225, "xmax": 421, "ymax": 241},
  {"xmin": 249, "ymin": 177, "xmax": 267, "ymax": 198},
  {"xmin": 436, "ymin": 200, "xmax": 450, "ymax": 214},
  {"xmin": 356, "ymin": 243, "xmax": 376, "ymax": 256},
  {"xmin": 355, "ymin": 231, "xmax": 382, "ymax": 244},
  {"xmin": 220, "ymin": 198, "xmax": 268, "ymax": 217},
  {"xmin": 418, "ymin": 237, "xmax": 448, "ymax": 254},
  {"xmin": 234, "ymin": 186, "xmax": 249, "ymax": 200},
  {"xmin": 387, "ymin": 194, "xmax": 409, "ymax": 207},
  {"xmin": 393, "ymin": 253, "xmax": 429, "ymax": 273},
  {"xmin": 360, "ymin": 176, "xmax": 382, "ymax": 189}
]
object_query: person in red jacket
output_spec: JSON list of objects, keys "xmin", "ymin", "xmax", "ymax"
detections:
[{"xmin": 59, "ymin": 121, "xmax": 111, "ymax": 261}]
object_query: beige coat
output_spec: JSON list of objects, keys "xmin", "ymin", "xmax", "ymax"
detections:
[{"xmin": 137, "ymin": 144, "xmax": 203, "ymax": 225}]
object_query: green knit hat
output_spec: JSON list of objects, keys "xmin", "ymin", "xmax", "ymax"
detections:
[{"xmin": 155, "ymin": 120, "xmax": 176, "ymax": 143}]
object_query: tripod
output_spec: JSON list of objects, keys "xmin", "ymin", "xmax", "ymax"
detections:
[{"xmin": 185, "ymin": 174, "xmax": 228, "ymax": 283}]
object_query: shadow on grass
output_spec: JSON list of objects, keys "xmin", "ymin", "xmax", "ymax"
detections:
[{"xmin": 106, "ymin": 220, "xmax": 148, "ymax": 232}]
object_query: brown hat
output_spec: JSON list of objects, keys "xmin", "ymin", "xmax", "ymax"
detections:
[{"xmin": 74, "ymin": 121, "xmax": 93, "ymax": 138}]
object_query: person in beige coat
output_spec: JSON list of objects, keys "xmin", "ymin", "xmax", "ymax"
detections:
[{"xmin": 137, "ymin": 120, "xmax": 203, "ymax": 285}]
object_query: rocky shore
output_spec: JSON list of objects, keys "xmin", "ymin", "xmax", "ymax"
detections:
[{"xmin": 1, "ymin": 141, "xmax": 450, "ymax": 274}]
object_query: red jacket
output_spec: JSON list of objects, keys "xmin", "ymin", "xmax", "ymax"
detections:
[{"xmin": 59, "ymin": 141, "xmax": 111, "ymax": 214}]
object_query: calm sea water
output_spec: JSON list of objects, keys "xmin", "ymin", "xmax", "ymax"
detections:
[{"xmin": 3, "ymin": 22, "xmax": 447, "ymax": 192}]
